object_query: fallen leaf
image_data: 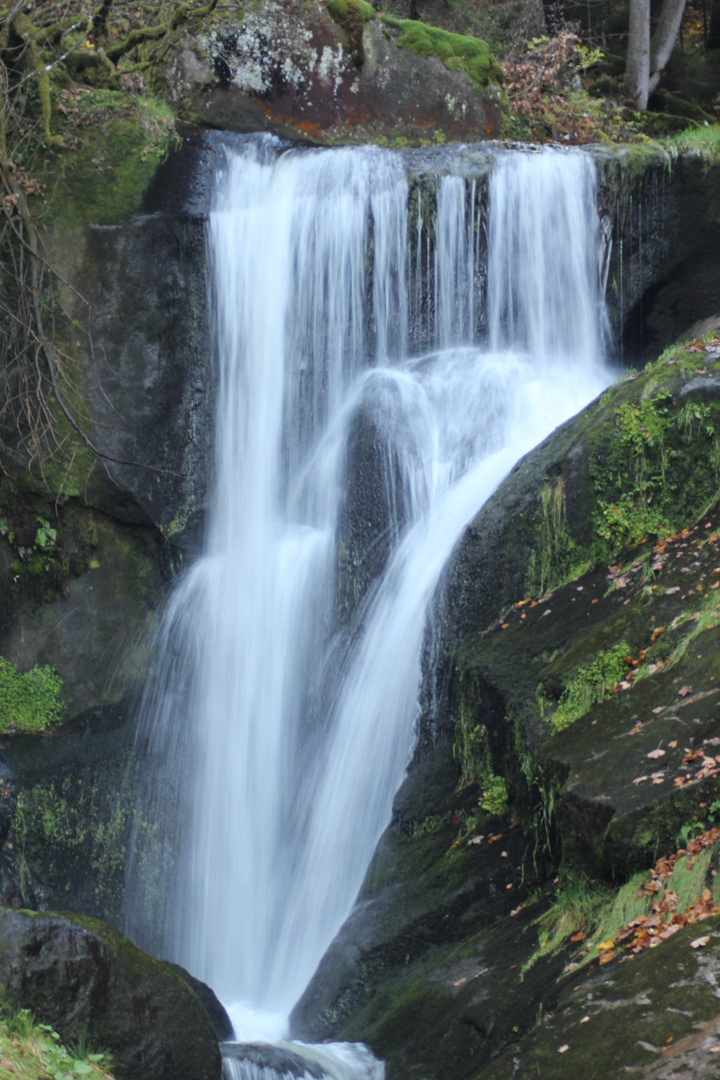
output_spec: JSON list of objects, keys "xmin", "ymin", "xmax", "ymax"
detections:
[
  {"xmin": 669, "ymin": 740, "xmax": 678, "ymax": 748},
  {"xmin": 596, "ymin": 939, "xmax": 615, "ymax": 952},
  {"xmin": 647, "ymin": 748, "xmax": 666, "ymax": 759},
  {"xmin": 665, "ymin": 586, "xmax": 680, "ymax": 595},
  {"xmin": 580, "ymin": 1016, "xmax": 590, "ymax": 1024},
  {"xmin": 678, "ymin": 685, "xmax": 693, "ymax": 697},
  {"xmin": 558, "ymin": 1045, "xmax": 569, "ymax": 1054},
  {"xmin": 691, "ymin": 936, "xmax": 710, "ymax": 949},
  {"xmin": 570, "ymin": 931, "xmax": 586, "ymax": 942}
]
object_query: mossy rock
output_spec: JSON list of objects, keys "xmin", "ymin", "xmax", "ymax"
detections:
[
  {"xmin": 384, "ymin": 17, "xmax": 503, "ymax": 91},
  {"xmin": 478, "ymin": 914, "xmax": 720, "ymax": 1079},
  {"xmin": 0, "ymin": 908, "xmax": 221, "ymax": 1080},
  {"xmin": 326, "ymin": 0, "xmax": 376, "ymax": 24}
]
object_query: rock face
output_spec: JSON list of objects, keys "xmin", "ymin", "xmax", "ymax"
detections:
[
  {"xmin": 164, "ymin": 1, "xmax": 507, "ymax": 144},
  {"xmin": 594, "ymin": 146, "xmax": 720, "ymax": 356},
  {"xmin": 0, "ymin": 908, "xmax": 222, "ymax": 1080},
  {"xmin": 291, "ymin": 339, "xmax": 720, "ymax": 1078}
]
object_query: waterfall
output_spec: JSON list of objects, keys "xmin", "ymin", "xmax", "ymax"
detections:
[{"xmin": 124, "ymin": 138, "xmax": 612, "ymax": 1077}]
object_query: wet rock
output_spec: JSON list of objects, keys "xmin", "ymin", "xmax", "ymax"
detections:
[
  {"xmin": 0, "ymin": 702, "xmax": 139, "ymax": 924},
  {"xmin": 0, "ymin": 909, "xmax": 222, "ymax": 1080},
  {"xmin": 223, "ymin": 1042, "xmax": 325, "ymax": 1077},
  {"xmin": 479, "ymin": 914, "xmax": 720, "ymax": 1080},
  {"xmin": 167, "ymin": 961, "xmax": 235, "ymax": 1041}
]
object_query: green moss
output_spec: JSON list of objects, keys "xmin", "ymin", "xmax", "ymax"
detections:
[
  {"xmin": 550, "ymin": 640, "xmax": 630, "ymax": 732},
  {"xmin": 12, "ymin": 774, "xmax": 138, "ymax": 914},
  {"xmin": 33, "ymin": 90, "xmax": 178, "ymax": 229},
  {"xmin": 525, "ymin": 475, "xmax": 582, "ymax": 597},
  {"xmin": 0, "ymin": 657, "xmax": 63, "ymax": 733},
  {"xmin": 326, "ymin": 0, "xmax": 376, "ymax": 23},
  {"xmin": 666, "ymin": 123, "xmax": 720, "ymax": 166},
  {"xmin": 385, "ymin": 18, "xmax": 502, "ymax": 91},
  {"xmin": 589, "ymin": 360, "xmax": 720, "ymax": 558}
]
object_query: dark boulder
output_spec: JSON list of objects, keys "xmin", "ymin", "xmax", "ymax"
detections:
[
  {"xmin": 0, "ymin": 909, "xmax": 222, "ymax": 1080},
  {"xmin": 167, "ymin": 961, "xmax": 235, "ymax": 1042}
]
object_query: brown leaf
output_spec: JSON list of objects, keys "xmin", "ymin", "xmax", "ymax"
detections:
[
  {"xmin": 678, "ymin": 685, "xmax": 693, "ymax": 697},
  {"xmin": 691, "ymin": 935, "xmax": 711, "ymax": 949},
  {"xmin": 647, "ymin": 748, "xmax": 666, "ymax": 759}
]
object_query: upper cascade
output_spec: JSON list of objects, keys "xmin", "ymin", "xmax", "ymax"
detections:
[{"xmin": 123, "ymin": 139, "xmax": 613, "ymax": 1064}]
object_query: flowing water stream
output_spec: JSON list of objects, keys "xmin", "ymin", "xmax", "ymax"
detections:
[{"xmin": 125, "ymin": 137, "xmax": 613, "ymax": 1080}]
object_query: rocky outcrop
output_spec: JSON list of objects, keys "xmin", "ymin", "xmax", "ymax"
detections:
[
  {"xmin": 291, "ymin": 335, "xmax": 720, "ymax": 1078},
  {"xmin": 0, "ymin": 908, "xmax": 222, "ymax": 1080},
  {"xmin": 163, "ymin": 2, "xmax": 507, "ymax": 144}
]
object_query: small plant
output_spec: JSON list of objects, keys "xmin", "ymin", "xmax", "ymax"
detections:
[
  {"xmin": 480, "ymin": 774, "xmax": 508, "ymax": 817},
  {"xmin": 0, "ymin": 1007, "xmax": 114, "ymax": 1079},
  {"xmin": 551, "ymin": 642, "xmax": 630, "ymax": 731},
  {"xmin": 525, "ymin": 476, "xmax": 577, "ymax": 597},
  {"xmin": 0, "ymin": 655, "xmax": 64, "ymax": 733},
  {"xmin": 520, "ymin": 872, "xmax": 609, "ymax": 978}
]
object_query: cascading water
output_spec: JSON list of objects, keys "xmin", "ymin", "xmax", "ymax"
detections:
[{"xmin": 124, "ymin": 138, "xmax": 613, "ymax": 1079}]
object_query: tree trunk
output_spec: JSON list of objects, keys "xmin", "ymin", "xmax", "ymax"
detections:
[
  {"xmin": 708, "ymin": 0, "xmax": 720, "ymax": 47},
  {"xmin": 648, "ymin": 0, "xmax": 687, "ymax": 95},
  {"xmin": 625, "ymin": 0, "xmax": 651, "ymax": 108},
  {"xmin": 625, "ymin": 0, "xmax": 686, "ymax": 107}
]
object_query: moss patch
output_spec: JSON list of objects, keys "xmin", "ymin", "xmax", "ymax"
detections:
[
  {"xmin": 326, "ymin": 0, "xmax": 376, "ymax": 24},
  {"xmin": 29, "ymin": 89, "xmax": 177, "ymax": 230},
  {"xmin": 385, "ymin": 18, "xmax": 503, "ymax": 91},
  {"xmin": 0, "ymin": 657, "xmax": 64, "ymax": 734}
]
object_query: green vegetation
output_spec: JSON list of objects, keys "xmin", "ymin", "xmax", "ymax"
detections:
[
  {"xmin": 667, "ymin": 123, "xmax": 720, "ymax": 165},
  {"xmin": 525, "ymin": 476, "xmax": 584, "ymax": 597},
  {"xmin": 454, "ymin": 697, "xmax": 509, "ymax": 819},
  {"xmin": 34, "ymin": 89, "xmax": 178, "ymax": 230},
  {"xmin": 326, "ymin": 0, "xmax": 377, "ymax": 24},
  {"xmin": 521, "ymin": 872, "xmax": 610, "ymax": 977},
  {"xmin": 591, "ymin": 358, "xmax": 720, "ymax": 556},
  {"xmin": 13, "ymin": 775, "xmax": 136, "ymax": 913},
  {"xmin": 550, "ymin": 642, "xmax": 630, "ymax": 731},
  {"xmin": 0, "ymin": 656, "xmax": 63, "ymax": 733},
  {"xmin": 480, "ymin": 774, "xmax": 508, "ymax": 816},
  {"xmin": 384, "ymin": 17, "xmax": 503, "ymax": 90},
  {"xmin": 0, "ymin": 1007, "xmax": 114, "ymax": 1080}
]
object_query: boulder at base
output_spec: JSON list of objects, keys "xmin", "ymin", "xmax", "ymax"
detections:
[{"xmin": 0, "ymin": 909, "xmax": 221, "ymax": 1080}]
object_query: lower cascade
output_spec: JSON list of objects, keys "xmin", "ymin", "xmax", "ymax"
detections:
[{"xmin": 124, "ymin": 137, "xmax": 614, "ymax": 1079}]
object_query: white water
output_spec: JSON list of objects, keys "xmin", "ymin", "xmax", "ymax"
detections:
[{"xmin": 125, "ymin": 138, "xmax": 612, "ymax": 1079}]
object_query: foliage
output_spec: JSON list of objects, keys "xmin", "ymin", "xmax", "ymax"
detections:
[
  {"xmin": 520, "ymin": 872, "xmax": 609, "ymax": 977},
  {"xmin": 0, "ymin": 1006, "xmax": 114, "ymax": 1080},
  {"xmin": 0, "ymin": 655, "xmax": 63, "ymax": 733},
  {"xmin": 525, "ymin": 475, "xmax": 582, "ymax": 597},
  {"xmin": 550, "ymin": 641, "xmax": 630, "ymax": 731},
  {"xmin": 480, "ymin": 774, "xmax": 508, "ymax": 816},
  {"xmin": 591, "ymin": 375, "xmax": 720, "ymax": 556},
  {"xmin": 453, "ymin": 700, "xmax": 509, "ymax": 820}
]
